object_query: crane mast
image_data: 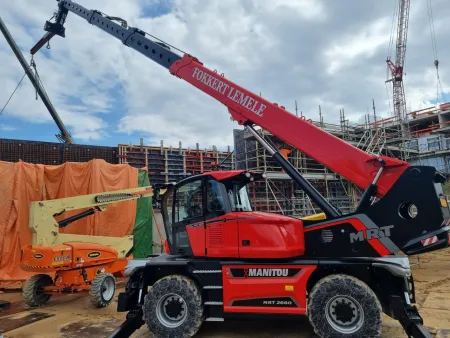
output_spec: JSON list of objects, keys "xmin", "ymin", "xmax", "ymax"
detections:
[{"xmin": 386, "ymin": 0, "xmax": 410, "ymax": 121}]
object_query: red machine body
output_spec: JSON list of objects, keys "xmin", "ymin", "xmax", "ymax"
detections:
[
  {"xmin": 187, "ymin": 212, "xmax": 305, "ymax": 259},
  {"xmin": 222, "ymin": 264, "xmax": 317, "ymax": 315},
  {"xmin": 161, "ymin": 170, "xmax": 404, "ymax": 260}
]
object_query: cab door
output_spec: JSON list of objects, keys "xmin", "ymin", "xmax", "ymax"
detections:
[
  {"xmin": 204, "ymin": 178, "xmax": 239, "ymax": 258},
  {"xmin": 169, "ymin": 178, "xmax": 206, "ymax": 256}
]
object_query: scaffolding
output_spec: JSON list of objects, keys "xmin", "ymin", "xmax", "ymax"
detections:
[
  {"xmin": 233, "ymin": 101, "xmax": 450, "ymax": 217},
  {"xmin": 234, "ymin": 127, "xmax": 362, "ymax": 218}
]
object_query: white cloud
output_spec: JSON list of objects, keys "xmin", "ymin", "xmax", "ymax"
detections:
[
  {"xmin": 262, "ymin": 0, "xmax": 325, "ymax": 20},
  {"xmin": 1, "ymin": 0, "xmax": 450, "ymax": 149},
  {"xmin": 0, "ymin": 123, "xmax": 16, "ymax": 132},
  {"xmin": 324, "ymin": 16, "xmax": 391, "ymax": 75}
]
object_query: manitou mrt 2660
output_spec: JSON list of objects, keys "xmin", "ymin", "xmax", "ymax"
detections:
[{"xmin": 32, "ymin": 1, "xmax": 450, "ymax": 337}]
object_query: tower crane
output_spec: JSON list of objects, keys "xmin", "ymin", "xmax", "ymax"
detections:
[{"xmin": 386, "ymin": 0, "xmax": 410, "ymax": 121}]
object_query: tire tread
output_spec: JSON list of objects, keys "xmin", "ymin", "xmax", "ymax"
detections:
[
  {"xmin": 89, "ymin": 273, "xmax": 116, "ymax": 308},
  {"xmin": 23, "ymin": 274, "xmax": 53, "ymax": 307},
  {"xmin": 308, "ymin": 274, "xmax": 382, "ymax": 338},
  {"xmin": 143, "ymin": 274, "xmax": 204, "ymax": 338}
]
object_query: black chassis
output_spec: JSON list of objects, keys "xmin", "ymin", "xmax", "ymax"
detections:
[{"xmin": 108, "ymin": 254, "xmax": 431, "ymax": 338}]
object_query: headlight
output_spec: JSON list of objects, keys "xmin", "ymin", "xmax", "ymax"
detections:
[{"xmin": 408, "ymin": 204, "xmax": 418, "ymax": 218}]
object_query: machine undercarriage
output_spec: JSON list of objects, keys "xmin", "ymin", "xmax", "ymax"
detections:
[{"xmin": 112, "ymin": 254, "xmax": 430, "ymax": 338}]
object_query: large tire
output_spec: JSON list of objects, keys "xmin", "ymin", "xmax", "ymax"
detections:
[
  {"xmin": 308, "ymin": 274, "xmax": 382, "ymax": 338},
  {"xmin": 23, "ymin": 274, "xmax": 53, "ymax": 307},
  {"xmin": 89, "ymin": 273, "xmax": 116, "ymax": 308},
  {"xmin": 143, "ymin": 274, "xmax": 204, "ymax": 338}
]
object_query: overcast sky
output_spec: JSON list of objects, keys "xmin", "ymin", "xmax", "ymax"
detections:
[{"xmin": 0, "ymin": 0, "xmax": 449, "ymax": 149}]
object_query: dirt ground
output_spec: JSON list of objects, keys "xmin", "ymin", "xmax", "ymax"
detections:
[{"xmin": 1, "ymin": 250, "xmax": 450, "ymax": 338}]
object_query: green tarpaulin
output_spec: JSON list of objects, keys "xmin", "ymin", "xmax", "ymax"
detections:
[{"xmin": 132, "ymin": 169, "xmax": 153, "ymax": 258}]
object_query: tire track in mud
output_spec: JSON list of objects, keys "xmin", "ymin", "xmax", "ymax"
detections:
[{"xmin": 419, "ymin": 278, "xmax": 450, "ymax": 296}]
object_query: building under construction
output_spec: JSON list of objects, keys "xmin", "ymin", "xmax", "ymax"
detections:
[
  {"xmin": 233, "ymin": 101, "xmax": 450, "ymax": 218},
  {"xmin": 117, "ymin": 141, "xmax": 234, "ymax": 186},
  {"xmin": 2, "ymin": 101, "xmax": 450, "ymax": 217},
  {"xmin": 0, "ymin": 138, "xmax": 234, "ymax": 187}
]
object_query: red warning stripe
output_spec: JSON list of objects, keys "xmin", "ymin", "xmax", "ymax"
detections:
[{"xmin": 421, "ymin": 236, "xmax": 438, "ymax": 246}]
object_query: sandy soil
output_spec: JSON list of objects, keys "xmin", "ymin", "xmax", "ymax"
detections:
[{"xmin": 1, "ymin": 250, "xmax": 450, "ymax": 338}]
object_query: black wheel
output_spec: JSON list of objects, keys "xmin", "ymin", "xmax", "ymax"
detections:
[
  {"xmin": 308, "ymin": 274, "xmax": 382, "ymax": 338},
  {"xmin": 23, "ymin": 274, "xmax": 53, "ymax": 307},
  {"xmin": 143, "ymin": 274, "xmax": 204, "ymax": 338},
  {"xmin": 89, "ymin": 273, "xmax": 116, "ymax": 308}
]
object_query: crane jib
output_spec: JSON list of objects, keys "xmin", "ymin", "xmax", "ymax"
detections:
[{"xmin": 191, "ymin": 67, "xmax": 267, "ymax": 117}]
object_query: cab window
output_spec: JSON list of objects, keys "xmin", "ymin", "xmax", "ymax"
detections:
[
  {"xmin": 229, "ymin": 183, "xmax": 253, "ymax": 212},
  {"xmin": 207, "ymin": 179, "xmax": 225, "ymax": 212},
  {"xmin": 174, "ymin": 180, "xmax": 203, "ymax": 222}
]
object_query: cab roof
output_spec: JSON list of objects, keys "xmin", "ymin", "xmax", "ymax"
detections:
[{"xmin": 201, "ymin": 170, "xmax": 265, "ymax": 182}]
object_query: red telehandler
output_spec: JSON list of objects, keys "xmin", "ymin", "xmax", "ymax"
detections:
[{"xmin": 31, "ymin": 1, "xmax": 450, "ymax": 337}]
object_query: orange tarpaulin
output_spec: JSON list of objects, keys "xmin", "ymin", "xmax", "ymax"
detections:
[{"xmin": 0, "ymin": 159, "xmax": 139, "ymax": 284}]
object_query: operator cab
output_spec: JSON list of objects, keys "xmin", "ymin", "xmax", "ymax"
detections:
[{"xmin": 160, "ymin": 170, "xmax": 305, "ymax": 259}]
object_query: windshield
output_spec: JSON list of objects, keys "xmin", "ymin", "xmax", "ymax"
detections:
[{"xmin": 229, "ymin": 183, "xmax": 253, "ymax": 212}]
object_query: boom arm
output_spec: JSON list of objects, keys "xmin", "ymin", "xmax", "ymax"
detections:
[
  {"xmin": 29, "ymin": 186, "xmax": 153, "ymax": 258},
  {"xmin": 33, "ymin": 0, "xmax": 409, "ymax": 200}
]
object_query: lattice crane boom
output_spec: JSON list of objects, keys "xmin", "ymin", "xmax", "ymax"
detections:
[{"xmin": 386, "ymin": 0, "xmax": 410, "ymax": 121}]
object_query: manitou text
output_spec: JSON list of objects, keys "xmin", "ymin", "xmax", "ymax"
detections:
[{"xmin": 248, "ymin": 268, "xmax": 289, "ymax": 277}]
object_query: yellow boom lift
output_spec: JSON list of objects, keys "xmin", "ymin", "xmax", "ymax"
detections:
[{"xmin": 19, "ymin": 186, "xmax": 153, "ymax": 308}]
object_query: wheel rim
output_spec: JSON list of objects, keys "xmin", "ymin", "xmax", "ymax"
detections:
[
  {"xmin": 156, "ymin": 293, "xmax": 188, "ymax": 328},
  {"xmin": 325, "ymin": 295, "xmax": 364, "ymax": 334},
  {"xmin": 101, "ymin": 277, "xmax": 115, "ymax": 301}
]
